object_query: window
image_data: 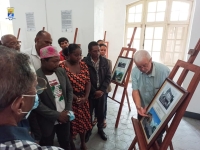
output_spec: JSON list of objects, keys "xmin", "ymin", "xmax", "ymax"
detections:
[{"xmin": 125, "ymin": 0, "xmax": 193, "ymax": 66}]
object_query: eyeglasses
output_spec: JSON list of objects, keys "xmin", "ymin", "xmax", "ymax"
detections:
[
  {"xmin": 36, "ymin": 77, "xmax": 47, "ymax": 94},
  {"xmin": 10, "ymin": 77, "xmax": 46, "ymax": 112},
  {"xmin": 22, "ymin": 77, "xmax": 47, "ymax": 98},
  {"xmin": 136, "ymin": 58, "xmax": 152, "ymax": 70}
]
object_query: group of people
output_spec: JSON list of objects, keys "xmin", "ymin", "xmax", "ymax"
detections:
[
  {"xmin": 0, "ymin": 31, "xmax": 112, "ymax": 150},
  {"xmin": 0, "ymin": 30, "xmax": 170, "ymax": 150}
]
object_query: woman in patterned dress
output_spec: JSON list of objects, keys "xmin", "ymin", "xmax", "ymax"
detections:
[{"xmin": 60, "ymin": 44, "xmax": 92, "ymax": 150}]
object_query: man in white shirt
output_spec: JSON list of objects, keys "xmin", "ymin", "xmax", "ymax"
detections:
[{"xmin": 25, "ymin": 30, "xmax": 52, "ymax": 70}]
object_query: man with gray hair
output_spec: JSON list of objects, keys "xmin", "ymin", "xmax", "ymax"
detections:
[
  {"xmin": 131, "ymin": 50, "xmax": 170, "ymax": 144},
  {"xmin": 0, "ymin": 46, "xmax": 63, "ymax": 150}
]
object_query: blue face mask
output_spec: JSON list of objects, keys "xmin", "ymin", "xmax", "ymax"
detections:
[
  {"xmin": 32, "ymin": 94, "xmax": 39, "ymax": 110},
  {"xmin": 23, "ymin": 94, "xmax": 39, "ymax": 119}
]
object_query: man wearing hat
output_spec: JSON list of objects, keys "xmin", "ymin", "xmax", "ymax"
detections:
[{"xmin": 32, "ymin": 46, "xmax": 73, "ymax": 149}]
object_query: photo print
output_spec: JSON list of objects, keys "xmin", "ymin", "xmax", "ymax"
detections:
[
  {"xmin": 159, "ymin": 88, "xmax": 174, "ymax": 110},
  {"xmin": 112, "ymin": 70, "xmax": 124, "ymax": 82},
  {"xmin": 111, "ymin": 57, "xmax": 132, "ymax": 84},
  {"xmin": 142, "ymin": 107, "xmax": 161, "ymax": 139}
]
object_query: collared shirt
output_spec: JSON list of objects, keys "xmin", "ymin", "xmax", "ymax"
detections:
[
  {"xmin": 0, "ymin": 125, "xmax": 63, "ymax": 150},
  {"xmin": 24, "ymin": 46, "xmax": 41, "ymax": 70},
  {"xmin": 131, "ymin": 62, "xmax": 170, "ymax": 107},
  {"xmin": 91, "ymin": 57, "xmax": 100, "ymax": 88}
]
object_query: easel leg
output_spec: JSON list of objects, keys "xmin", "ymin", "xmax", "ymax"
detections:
[
  {"xmin": 128, "ymin": 137, "xmax": 137, "ymax": 150},
  {"xmin": 169, "ymin": 141, "xmax": 174, "ymax": 150},
  {"xmin": 115, "ymin": 88, "xmax": 126, "ymax": 128},
  {"xmin": 126, "ymin": 90, "xmax": 131, "ymax": 111}
]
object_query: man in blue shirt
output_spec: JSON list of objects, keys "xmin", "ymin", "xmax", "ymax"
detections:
[{"xmin": 131, "ymin": 50, "xmax": 170, "ymax": 144}]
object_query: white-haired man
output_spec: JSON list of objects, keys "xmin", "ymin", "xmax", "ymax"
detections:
[{"xmin": 131, "ymin": 50, "xmax": 170, "ymax": 144}]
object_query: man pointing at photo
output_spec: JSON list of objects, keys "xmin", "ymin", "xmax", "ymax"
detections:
[{"xmin": 131, "ymin": 50, "xmax": 170, "ymax": 144}]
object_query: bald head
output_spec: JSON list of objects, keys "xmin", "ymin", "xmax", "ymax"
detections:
[
  {"xmin": 1, "ymin": 34, "xmax": 15, "ymax": 43},
  {"xmin": 133, "ymin": 50, "xmax": 151, "ymax": 63},
  {"xmin": 1, "ymin": 34, "xmax": 20, "ymax": 51},
  {"xmin": 35, "ymin": 31, "xmax": 52, "ymax": 55}
]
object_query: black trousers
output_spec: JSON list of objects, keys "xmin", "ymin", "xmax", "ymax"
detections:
[
  {"xmin": 89, "ymin": 94, "xmax": 106, "ymax": 130},
  {"xmin": 95, "ymin": 93, "xmax": 108, "ymax": 119},
  {"xmin": 40, "ymin": 122, "xmax": 70, "ymax": 150}
]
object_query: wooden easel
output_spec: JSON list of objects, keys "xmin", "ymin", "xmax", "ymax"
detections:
[
  {"xmin": 73, "ymin": 28, "xmax": 81, "ymax": 46},
  {"xmin": 108, "ymin": 27, "xmax": 137, "ymax": 128},
  {"xmin": 103, "ymin": 31, "xmax": 109, "ymax": 58},
  {"xmin": 16, "ymin": 28, "xmax": 21, "ymax": 45},
  {"xmin": 16, "ymin": 28, "xmax": 21, "ymax": 40},
  {"xmin": 128, "ymin": 39, "xmax": 200, "ymax": 150}
]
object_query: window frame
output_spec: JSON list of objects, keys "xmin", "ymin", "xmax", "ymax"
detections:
[{"xmin": 125, "ymin": 0, "xmax": 194, "ymax": 67}]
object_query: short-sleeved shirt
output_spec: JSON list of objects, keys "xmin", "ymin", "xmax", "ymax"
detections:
[
  {"xmin": 131, "ymin": 61, "xmax": 170, "ymax": 107},
  {"xmin": 24, "ymin": 46, "xmax": 41, "ymax": 71}
]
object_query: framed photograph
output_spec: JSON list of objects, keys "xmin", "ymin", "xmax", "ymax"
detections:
[
  {"xmin": 140, "ymin": 78, "xmax": 188, "ymax": 146},
  {"xmin": 111, "ymin": 56, "xmax": 132, "ymax": 84}
]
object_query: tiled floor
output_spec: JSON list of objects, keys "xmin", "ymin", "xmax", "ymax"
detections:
[{"xmin": 73, "ymin": 83, "xmax": 200, "ymax": 150}]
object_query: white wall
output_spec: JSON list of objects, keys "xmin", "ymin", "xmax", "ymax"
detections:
[
  {"xmin": 104, "ymin": 0, "xmax": 136, "ymax": 63},
  {"xmin": 9, "ymin": 0, "xmax": 95, "ymax": 56},
  {"xmin": 184, "ymin": 0, "xmax": 200, "ymax": 114},
  {"xmin": 9, "ymin": 0, "xmax": 47, "ymax": 51},
  {"xmin": 94, "ymin": 0, "xmax": 104, "ymax": 41},
  {"xmin": 45, "ymin": 0, "xmax": 94, "ymax": 55},
  {"xmin": 0, "ymin": 0, "xmax": 13, "ymax": 37}
]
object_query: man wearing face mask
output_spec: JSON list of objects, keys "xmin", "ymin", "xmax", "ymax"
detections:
[
  {"xmin": 33, "ymin": 46, "xmax": 73, "ymax": 149},
  {"xmin": 0, "ymin": 46, "xmax": 63, "ymax": 149}
]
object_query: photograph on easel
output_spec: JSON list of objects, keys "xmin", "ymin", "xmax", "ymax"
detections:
[
  {"xmin": 140, "ymin": 78, "xmax": 188, "ymax": 144},
  {"xmin": 142, "ymin": 107, "xmax": 161, "ymax": 139},
  {"xmin": 111, "ymin": 56, "xmax": 132, "ymax": 84}
]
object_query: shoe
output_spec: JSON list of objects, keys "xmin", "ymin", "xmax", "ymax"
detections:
[
  {"xmin": 85, "ymin": 130, "xmax": 92, "ymax": 143},
  {"xmin": 98, "ymin": 130, "xmax": 107, "ymax": 141}
]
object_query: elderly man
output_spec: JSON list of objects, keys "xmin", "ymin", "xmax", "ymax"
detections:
[
  {"xmin": 25, "ymin": 30, "xmax": 52, "ymax": 70},
  {"xmin": 1, "ymin": 34, "xmax": 31, "ymax": 131},
  {"xmin": 0, "ymin": 46, "xmax": 63, "ymax": 150},
  {"xmin": 1, "ymin": 34, "xmax": 21, "ymax": 51},
  {"xmin": 131, "ymin": 50, "xmax": 170, "ymax": 143}
]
